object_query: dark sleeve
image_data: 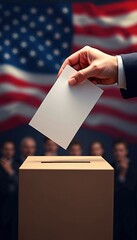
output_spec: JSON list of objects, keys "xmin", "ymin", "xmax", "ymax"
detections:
[
  {"xmin": 8, "ymin": 172, "xmax": 18, "ymax": 186},
  {"xmin": 120, "ymin": 53, "xmax": 137, "ymax": 99}
]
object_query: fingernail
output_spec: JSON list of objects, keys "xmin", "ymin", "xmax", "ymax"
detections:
[{"xmin": 69, "ymin": 78, "xmax": 77, "ymax": 85}]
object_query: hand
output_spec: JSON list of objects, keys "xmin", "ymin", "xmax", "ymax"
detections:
[
  {"xmin": 58, "ymin": 46, "xmax": 118, "ymax": 86},
  {"xmin": 119, "ymin": 159, "xmax": 129, "ymax": 179},
  {"xmin": 1, "ymin": 158, "xmax": 15, "ymax": 175}
]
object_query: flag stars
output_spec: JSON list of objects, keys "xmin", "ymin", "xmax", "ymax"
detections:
[
  {"xmin": 29, "ymin": 35, "xmax": 36, "ymax": 42},
  {"xmin": 22, "ymin": 14, "xmax": 28, "ymax": 21},
  {"xmin": 54, "ymin": 33, "xmax": 61, "ymax": 39},
  {"xmin": 62, "ymin": 42, "xmax": 68, "ymax": 49},
  {"xmin": 20, "ymin": 57, "xmax": 27, "ymax": 64},
  {"xmin": 30, "ymin": 50, "xmax": 36, "ymax": 57},
  {"xmin": 39, "ymin": 16, "xmax": 45, "ymax": 22},
  {"xmin": 30, "ymin": 22, "xmax": 36, "ymax": 28},
  {"xmin": 20, "ymin": 42, "xmax": 27, "ymax": 48},
  {"xmin": 12, "ymin": 19, "xmax": 19, "ymax": 25},
  {"xmin": 20, "ymin": 27, "xmax": 27, "ymax": 33},
  {"xmin": 64, "ymin": 27, "xmax": 70, "ymax": 33},
  {"xmin": 45, "ymin": 40, "xmax": 51, "ymax": 46},
  {"xmin": 0, "ymin": 4, "xmax": 3, "ymax": 9},
  {"xmin": 53, "ymin": 49, "xmax": 60, "ymax": 56},
  {"xmin": 62, "ymin": 7, "xmax": 69, "ymax": 14},
  {"xmin": 46, "ymin": 24, "xmax": 53, "ymax": 31},
  {"xmin": 30, "ymin": 7, "xmax": 37, "ymax": 14},
  {"xmin": 38, "ymin": 45, "xmax": 44, "ymax": 51},
  {"xmin": 0, "ymin": 5, "xmax": 70, "ymax": 70},
  {"xmin": 47, "ymin": 8, "xmax": 53, "ymax": 14},
  {"xmin": 56, "ymin": 18, "xmax": 62, "ymax": 24},
  {"xmin": 12, "ymin": 48, "xmax": 18, "ymax": 54},
  {"xmin": 46, "ymin": 54, "xmax": 52, "ymax": 60},
  {"xmin": 55, "ymin": 64, "xmax": 60, "ymax": 70},
  {"xmin": 12, "ymin": 33, "xmax": 19, "ymax": 39},
  {"xmin": 3, "ymin": 25, "xmax": 10, "ymax": 31},
  {"xmin": 36, "ymin": 31, "xmax": 43, "ymax": 37},
  {"xmin": 4, "ymin": 39, "xmax": 10, "ymax": 46},
  {"xmin": 37, "ymin": 60, "xmax": 44, "ymax": 67},
  {"xmin": 4, "ymin": 53, "xmax": 10, "ymax": 59}
]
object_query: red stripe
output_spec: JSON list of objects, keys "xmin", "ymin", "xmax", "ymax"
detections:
[
  {"xmin": 0, "ymin": 94, "xmax": 136, "ymax": 122},
  {"xmin": 0, "ymin": 116, "xmax": 30, "ymax": 132},
  {"xmin": 83, "ymin": 124, "xmax": 137, "ymax": 143},
  {"xmin": 92, "ymin": 105, "xmax": 137, "ymax": 122},
  {"xmin": 72, "ymin": 44, "xmax": 137, "ymax": 55},
  {"xmin": 0, "ymin": 74, "xmax": 51, "ymax": 92},
  {"xmin": 0, "ymin": 93, "xmax": 45, "ymax": 107},
  {"xmin": 73, "ymin": 2, "xmax": 137, "ymax": 17},
  {"xmin": 102, "ymin": 89, "xmax": 121, "ymax": 98},
  {"xmin": 0, "ymin": 115, "xmax": 136, "ymax": 143},
  {"xmin": 102, "ymin": 89, "xmax": 137, "ymax": 103},
  {"xmin": 74, "ymin": 25, "xmax": 137, "ymax": 38}
]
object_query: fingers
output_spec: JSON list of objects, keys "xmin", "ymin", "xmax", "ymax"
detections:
[
  {"xmin": 58, "ymin": 50, "xmax": 81, "ymax": 76},
  {"xmin": 88, "ymin": 77, "xmax": 101, "ymax": 85},
  {"xmin": 90, "ymin": 80, "xmax": 98, "ymax": 85},
  {"xmin": 69, "ymin": 65, "xmax": 97, "ymax": 85}
]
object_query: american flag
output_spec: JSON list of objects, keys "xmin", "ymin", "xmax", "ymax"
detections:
[{"xmin": 0, "ymin": 1, "xmax": 137, "ymax": 142}]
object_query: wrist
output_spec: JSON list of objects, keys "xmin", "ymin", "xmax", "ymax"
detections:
[{"xmin": 112, "ymin": 56, "xmax": 118, "ymax": 83}]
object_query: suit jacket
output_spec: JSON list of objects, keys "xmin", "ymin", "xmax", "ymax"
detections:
[
  {"xmin": 0, "ymin": 159, "xmax": 19, "ymax": 240},
  {"xmin": 112, "ymin": 160, "xmax": 137, "ymax": 240},
  {"xmin": 0, "ymin": 160, "xmax": 19, "ymax": 226},
  {"xmin": 120, "ymin": 53, "xmax": 137, "ymax": 99}
]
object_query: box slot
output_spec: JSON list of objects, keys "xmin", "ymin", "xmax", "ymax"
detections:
[{"xmin": 41, "ymin": 160, "xmax": 91, "ymax": 163}]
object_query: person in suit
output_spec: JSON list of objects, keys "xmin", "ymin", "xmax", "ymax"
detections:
[
  {"xmin": 18, "ymin": 136, "xmax": 37, "ymax": 166},
  {"xmin": 68, "ymin": 141, "xmax": 83, "ymax": 156},
  {"xmin": 0, "ymin": 140, "xmax": 19, "ymax": 240},
  {"xmin": 58, "ymin": 46, "xmax": 137, "ymax": 99},
  {"xmin": 43, "ymin": 137, "xmax": 59, "ymax": 156},
  {"xmin": 112, "ymin": 138, "xmax": 137, "ymax": 240},
  {"xmin": 89, "ymin": 140, "xmax": 105, "ymax": 157}
]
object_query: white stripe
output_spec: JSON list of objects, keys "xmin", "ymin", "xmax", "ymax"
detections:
[
  {"xmin": 98, "ymin": 97, "xmax": 137, "ymax": 114},
  {"xmin": 0, "ymin": 64, "xmax": 56, "ymax": 85},
  {"xmin": 0, "ymin": 103, "xmax": 36, "ymax": 121},
  {"xmin": 1, "ymin": 84, "xmax": 136, "ymax": 116},
  {"xmin": 1, "ymin": 102, "xmax": 136, "ymax": 137},
  {"xmin": 74, "ymin": 34, "xmax": 137, "ymax": 50},
  {"xmin": 73, "ymin": 11, "xmax": 137, "ymax": 28},
  {"xmin": 86, "ymin": 114, "xmax": 137, "ymax": 136},
  {"xmin": 0, "ymin": 83, "xmax": 46, "ymax": 100}
]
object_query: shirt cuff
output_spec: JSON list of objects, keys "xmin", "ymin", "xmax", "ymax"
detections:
[{"xmin": 116, "ymin": 55, "xmax": 127, "ymax": 89}]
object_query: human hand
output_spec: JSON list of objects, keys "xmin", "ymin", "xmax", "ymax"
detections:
[
  {"xmin": 118, "ymin": 159, "xmax": 129, "ymax": 179},
  {"xmin": 1, "ymin": 158, "xmax": 15, "ymax": 175},
  {"xmin": 58, "ymin": 46, "xmax": 118, "ymax": 86}
]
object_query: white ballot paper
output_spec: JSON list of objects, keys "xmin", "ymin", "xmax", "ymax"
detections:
[{"xmin": 29, "ymin": 65, "xmax": 103, "ymax": 149}]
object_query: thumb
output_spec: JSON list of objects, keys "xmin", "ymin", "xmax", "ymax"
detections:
[{"xmin": 69, "ymin": 65, "xmax": 96, "ymax": 85}]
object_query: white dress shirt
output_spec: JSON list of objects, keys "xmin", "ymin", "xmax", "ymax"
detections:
[{"xmin": 116, "ymin": 55, "xmax": 127, "ymax": 89}]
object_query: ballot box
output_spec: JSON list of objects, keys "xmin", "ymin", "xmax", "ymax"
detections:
[{"xmin": 19, "ymin": 156, "xmax": 114, "ymax": 240}]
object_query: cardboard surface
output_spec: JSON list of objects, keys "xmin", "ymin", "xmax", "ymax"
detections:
[
  {"xmin": 19, "ymin": 156, "xmax": 114, "ymax": 240},
  {"xmin": 20, "ymin": 156, "xmax": 113, "ymax": 170}
]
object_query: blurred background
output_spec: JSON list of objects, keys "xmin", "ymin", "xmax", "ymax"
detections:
[{"xmin": 0, "ymin": 0, "xmax": 137, "ymax": 240}]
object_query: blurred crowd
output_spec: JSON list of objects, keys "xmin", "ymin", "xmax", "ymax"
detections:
[{"xmin": 0, "ymin": 136, "xmax": 137, "ymax": 240}]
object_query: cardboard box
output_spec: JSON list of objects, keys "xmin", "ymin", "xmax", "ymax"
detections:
[{"xmin": 19, "ymin": 156, "xmax": 114, "ymax": 240}]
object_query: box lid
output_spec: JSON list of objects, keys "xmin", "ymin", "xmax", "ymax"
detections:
[{"xmin": 20, "ymin": 156, "xmax": 113, "ymax": 170}]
